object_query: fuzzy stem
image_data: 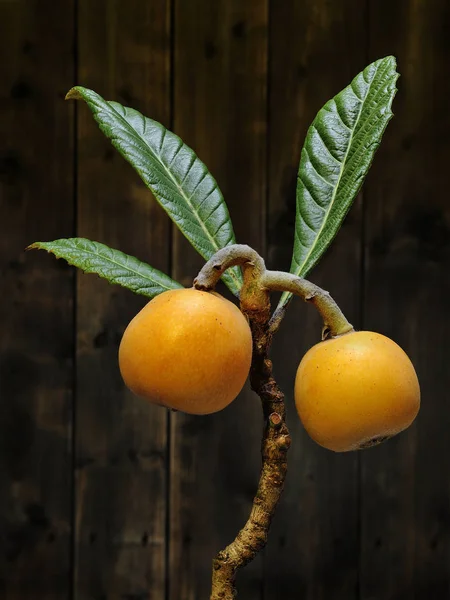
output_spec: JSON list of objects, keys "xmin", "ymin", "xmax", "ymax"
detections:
[
  {"xmin": 262, "ymin": 271, "xmax": 353, "ymax": 339},
  {"xmin": 193, "ymin": 244, "xmax": 353, "ymax": 599},
  {"xmin": 194, "ymin": 244, "xmax": 269, "ymax": 315},
  {"xmin": 194, "ymin": 244, "xmax": 353, "ymax": 339}
]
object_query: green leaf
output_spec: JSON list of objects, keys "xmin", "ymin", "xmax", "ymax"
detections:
[
  {"xmin": 29, "ymin": 238, "xmax": 183, "ymax": 298},
  {"xmin": 278, "ymin": 56, "xmax": 398, "ymax": 309},
  {"xmin": 66, "ymin": 86, "xmax": 242, "ymax": 296}
]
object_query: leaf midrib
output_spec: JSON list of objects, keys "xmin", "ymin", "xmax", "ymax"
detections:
[
  {"xmin": 95, "ymin": 97, "xmax": 241, "ymax": 291},
  {"xmin": 293, "ymin": 63, "xmax": 383, "ymax": 277}
]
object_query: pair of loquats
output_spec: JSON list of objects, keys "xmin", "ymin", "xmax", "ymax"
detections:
[{"xmin": 119, "ymin": 289, "xmax": 420, "ymax": 452}]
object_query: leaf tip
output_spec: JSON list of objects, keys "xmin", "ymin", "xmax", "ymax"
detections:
[
  {"xmin": 378, "ymin": 54, "xmax": 397, "ymax": 69},
  {"xmin": 26, "ymin": 241, "xmax": 55, "ymax": 255},
  {"xmin": 26, "ymin": 242, "xmax": 41, "ymax": 251},
  {"xmin": 65, "ymin": 87, "xmax": 84, "ymax": 101}
]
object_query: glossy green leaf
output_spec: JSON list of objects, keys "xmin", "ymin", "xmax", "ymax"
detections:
[
  {"xmin": 278, "ymin": 56, "xmax": 398, "ymax": 309},
  {"xmin": 66, "ymin": 86, "xmax": 242, "ymax": 296},
  {"xmin": 29, "ymin": 238, "xmax": 183, "ymax": 297}
]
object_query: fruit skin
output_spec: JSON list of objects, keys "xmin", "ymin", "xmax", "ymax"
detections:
[
  {"xmin": 119, "ymin": 288, "xmax": 252, "ymax": 415},
  {"xmin": 294, "ymin": 331, "xmax": 420, "ymax": 452}
]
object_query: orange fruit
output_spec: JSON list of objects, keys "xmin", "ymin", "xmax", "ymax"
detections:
[
  {"xmin": 119, "ymin": 288, "xmax": 252, "ymax": 415},
  {"xmin": 295, "ymin": 331, "xmax": 420, "ymax": 451}
]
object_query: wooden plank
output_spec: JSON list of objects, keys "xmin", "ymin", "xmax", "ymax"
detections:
[
  {"xmin": 265, "ymin": 2, "xmax": 365, "ymax": 598},
  {"xmin": 361, "ymin": 1, "xmax": 450, "ymax": 597},
  {"xmin": 75, "ymin": 1, "xmax": 171, "ymax": 598},
  {"xmin": 0, "ymin": 1, "xmax": 75, "ymax": 598},
  {"xmin": 170, "ymin": 2, "xmax": 268, "ymax": 599}
]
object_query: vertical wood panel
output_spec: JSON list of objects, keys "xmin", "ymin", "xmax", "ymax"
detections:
[
  {"xmin": 75, "ymin": 2, "xmax": 171, "ymax": 598},
  {"xmin": 170, "ymin": 2, "xmax": 268, "ymax": 598},
  {"xmin": 3, "ymin": 3, "xmax": 450, "ymax": 598},
  {"xmin": 361, "ymin": 1, "xmax": 450, "ymax": 598},
  {"xmin": 0, "ymin": 1, "xmax": 75, "ymax": 598},
  {"xmin": 266, "ymin": 2, "xmax": 365, "ymax": 598}
]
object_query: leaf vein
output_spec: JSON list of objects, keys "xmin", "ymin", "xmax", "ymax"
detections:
[
  {"xmin": 303, "ymin": 148, "xmax": 335, "ymax": 188},
  {"xmin": 311, "ymin": 124, "xmax": 342, "ymax": 165},
  {"xmin": 293, "ymin": 59, "xmax": 394, "ymax": 278}
]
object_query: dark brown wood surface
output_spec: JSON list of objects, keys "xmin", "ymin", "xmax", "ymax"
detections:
[
  {"xmin": 1, "ymin": 0, "xmax": 450, "ymax": 598},
  {"xmin": 75, "ymin": 1, "xmax": 171, "ymax": 598},
  {"xmin": 361, "ymin": 2, "xmax": 450, "ymax": 599},
  {"xmin": 0, "ymin": 1, "xmax": 75, "ymax": 598}
]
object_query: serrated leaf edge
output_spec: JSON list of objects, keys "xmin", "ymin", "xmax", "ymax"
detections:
[
  {"xmin": 28, "ymin": 239, "xmax": 183, "ymax": 297},
  {"xmin": 66, "ymin": 87, "xmax": 242, "ymax": 295},
  {"xmin": 295, "ymin": 57, "xmax": 397, "ymax": 278}
]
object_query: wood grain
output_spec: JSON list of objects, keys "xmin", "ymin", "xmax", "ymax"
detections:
[
  {"xmin": 75, "ymin": 1, "xmax": 171, "ymax": 598},
  {"xmin": 266, "ymin": 1, "xmax": 365, "ymax": 598},
  {"xmin": 3, "ymin": 3, "xmax": 450, "ymax": 598},
  {"xmin": 0, "ymin": 1, "xmax": 75, "ymax": 597},
  {"xmin": 361, "ymin": 1, "xmax": 450, "ymax": 598},
  {"xmin": 170, "ymin": 2, "xmax": 268, "ymax": 598}
]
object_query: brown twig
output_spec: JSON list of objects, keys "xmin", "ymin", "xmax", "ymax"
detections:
[
  {"xmin": 194, "ymin": 244, "xmax": 353, "ymax": 599},
  {"xmin": 210, "ymin": 312, "xmax": 290, "ymax": 600}
]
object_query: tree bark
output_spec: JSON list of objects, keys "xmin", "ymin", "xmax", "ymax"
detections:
[{"xmin": 210, "ymin": 312, "xmax": 290, "ymax": 599}]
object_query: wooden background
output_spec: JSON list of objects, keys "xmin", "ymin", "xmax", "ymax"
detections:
[{"xmin": 1, "ymin": 1, "xmax": 450, "ymax": 598}]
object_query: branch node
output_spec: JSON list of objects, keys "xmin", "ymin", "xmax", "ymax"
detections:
[
  {"xmin": 277, "ymin": 435, "xmax": 291, "ymax": 451},
  {"xmin": 269, "ymin": 412, "xmax": 283, "ymax": 428}
]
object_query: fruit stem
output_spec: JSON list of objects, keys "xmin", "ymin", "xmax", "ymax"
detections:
[
  {"xmin": 194, "ymin": 244, "xmax": 270, "ymax": 318},
  {"xmin": 263, "ymin": 270, "xmax": 353, "ymax": 339},
  {"xmin": 194, "ymin": 244, "xmax": 353, "ymax": 339}
]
